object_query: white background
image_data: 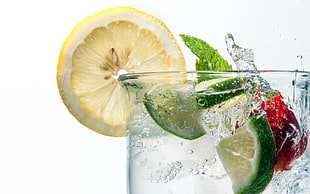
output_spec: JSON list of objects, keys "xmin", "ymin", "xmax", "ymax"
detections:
[{"xmin": 0, "ymin": 0, "xmax": 309, "ymax": 194}]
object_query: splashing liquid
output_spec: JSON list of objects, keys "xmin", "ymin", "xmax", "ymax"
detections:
[
  {"xmin": 297, "ymin": 55, "xmax": 304, "ymax": 71},
  {"xmin": 225, "ymin": 33, "xmax": 278, "ymax": 96},
  {"xmin": 225, "ymin": 33, "xmax": 257, "ymax": 71},
  {"xmin": 224, "ymin": 34, "xmax": 309, "ymax": 193}
]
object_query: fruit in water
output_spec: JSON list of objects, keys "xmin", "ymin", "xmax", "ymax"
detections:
[
  {"xmin": 261, "ymin": 92, "xmax": 308, "ymax": 171},
  {"xmin": 144, "ymin": 83, "xmax": 206, "ymax": 140},
  {"xmin": 216, "ymin": 116, "xmax": 275, "ymax": 194},
  {"xmin": 144, "ymin": 77, "xmax": 247, "ymax": 140},
  {"xmin": 195, "ymin": 77, "xmax": 246, "ymax": 109}
]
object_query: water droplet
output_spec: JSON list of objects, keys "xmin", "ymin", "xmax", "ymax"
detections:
[
  {"xmin": 192, "ymin": 170, "xmax": 199, "ymax": 175},
  {"xmin": 136, "ymin": 141, "xmax": 143, "ymax": 147},
  {"xmin": 297, "ymin": 55, "xmax": 304, "ymax": 70},
  {"xmin": 197, "ymin": 98, "xmax": 206, "ymax": 107}
]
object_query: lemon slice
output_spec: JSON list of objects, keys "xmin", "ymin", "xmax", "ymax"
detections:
[
  {"xmin": 216, "ymin": 116, "xmax": 276, "ymax": 194},
  {"xmin": 57, "ymin": 7, "xmax": 186, "ymax": 137}
]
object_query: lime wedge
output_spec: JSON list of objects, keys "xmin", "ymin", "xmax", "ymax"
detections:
[
  {"xmin": 216, "ymin": 115, "xmax": 276, "ymax": 194},
  {"xmin": 196, "ymin": 77, "xmax": 246, "ymax": 109},
  {"xmin": 144, "ymin": 83, "xmax": 206, "ymax": 140}
]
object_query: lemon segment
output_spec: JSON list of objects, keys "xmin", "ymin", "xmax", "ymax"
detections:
[{"xmin": 57, "ymin": 7, "xmax": 186, "ymax": 136}]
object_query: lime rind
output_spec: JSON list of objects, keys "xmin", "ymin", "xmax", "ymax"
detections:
[
  {"xmin": 196, "ymin": 77, "xmax": 246, "ymax": 109},
  {"xmin": 204, "ymin": 77, "xmax": 244, "ymax": 92},
  {"xmin": 233, "ymin": 116, "xmax": 275, "ymax": 194},
  {"xmin": 197, "ymin": 88, "xmax": 245, "ymax": 109},
  {"xmin": 143, "ymin": 83, "xmax": 206, "ymax": 140},
  {"xmin": 195, "ymin": 77, "xmax": 230, "ymax": 91},
  {"xmin": 217, "ymin": 115, "xmax": 276, "ymax": 194}
]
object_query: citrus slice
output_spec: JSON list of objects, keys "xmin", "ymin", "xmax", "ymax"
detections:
[
  {"xmin": 144, "ymin": 83, "xmax": 206, "ymax": 140},
  {"xmin": 195, "ymin": 77, "xmax": 246, "ymax": 109},
  {"xmin": 57, "ymin": 7, "xmax": 186, "ymax": 137},
  {"xmin": 216, "ymin": 115, "xmax": 276, "ymax": 194}
]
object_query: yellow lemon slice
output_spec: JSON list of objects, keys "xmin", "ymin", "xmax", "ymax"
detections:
[{"xmin": 57, "ymin": 7, "xmax": 186, "ymax": 137}]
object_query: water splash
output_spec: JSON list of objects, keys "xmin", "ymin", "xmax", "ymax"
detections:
[
  {"xmin": 297, "ymin": 55, "xmax": 304, "ymax": 71},
  {"xmin": 225, "ymin": 33, "xmax": 257, "ymax": 71}
]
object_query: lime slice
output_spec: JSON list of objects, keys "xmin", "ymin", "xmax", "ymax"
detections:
[
  {"xmin": 216, "ymin": 115, "xmax": 276, "ymax": 194},
  {"xmin": 144, "ymin": 83, "xmax": 206, "ymax": 140},
  {"xmin": 196, "ymin": 77, "xmax": 246, "ymax": 109}
]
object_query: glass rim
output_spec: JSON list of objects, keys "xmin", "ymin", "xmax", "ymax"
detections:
[{"xmin": 118, "ymin": 69, "xmax": 310, "ymax": 81}]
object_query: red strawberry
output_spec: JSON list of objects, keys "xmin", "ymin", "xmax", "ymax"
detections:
[{"xmin": 261, "ymin": 93, "xmax": 308, "ymax": 171}]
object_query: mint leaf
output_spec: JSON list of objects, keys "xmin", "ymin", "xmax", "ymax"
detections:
[{"xmin": 180, "ymin": 34, "xmax": 232, "ymax": 71}]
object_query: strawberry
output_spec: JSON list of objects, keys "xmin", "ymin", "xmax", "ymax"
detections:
[{"xmin": 261, "ymin": 92, "xmax": 308, "ymax": 171}]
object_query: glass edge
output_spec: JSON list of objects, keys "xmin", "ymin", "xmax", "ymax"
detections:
[{"xmin": 118, "ymin": 70, "xmax": 310, "ymax": 82}]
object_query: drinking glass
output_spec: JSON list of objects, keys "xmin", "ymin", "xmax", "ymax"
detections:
[{"xmin": 119, "ymin": 70, "xmax": 310, "ymax": 194}]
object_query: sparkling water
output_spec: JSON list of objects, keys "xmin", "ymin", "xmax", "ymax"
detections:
[
  {"xmin": 125, "ymin": 73, "xmax": 309, "ymax": 194},
  {"xmin": 121, "ymin": 37, "xmax": 310, "ymax": 193},
  {"xmin": 127, "ymin": 101, "xmax": 232, "ymax": 194}
]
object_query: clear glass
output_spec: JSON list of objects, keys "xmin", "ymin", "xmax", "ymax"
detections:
[{"xmin": 119, "ymin": 70, "xmax": 310, "ymax": 194}]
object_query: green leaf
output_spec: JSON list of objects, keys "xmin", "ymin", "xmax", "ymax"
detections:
[{"xmin": 180, "ymin": 34, "xmax": 232, "ymax": 71}]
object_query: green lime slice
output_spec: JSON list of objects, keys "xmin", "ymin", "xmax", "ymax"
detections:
[
  {"xmin": 216, "ymin": 115, "xmax": 276, "ymax": 194},
  {"xmin": 195, "ymin": 77, "xmax": 246, "ymax": 109},
  {"xmin": 144, "ymin": 83, "xmax": 206, "ymax": 140}
]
